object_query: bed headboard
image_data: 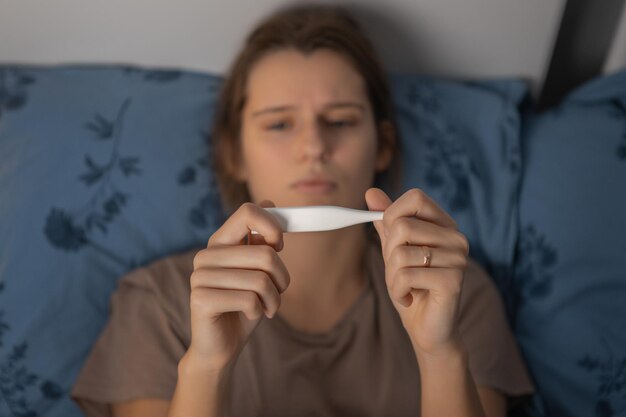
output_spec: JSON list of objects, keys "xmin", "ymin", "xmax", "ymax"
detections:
[
  {"xmin": 0, "ymin": 0, "xmax": 624, "ymax": 106},
  {"xmin": 538, "ymin": 0, "xmax": 625, "ymax": 109}
]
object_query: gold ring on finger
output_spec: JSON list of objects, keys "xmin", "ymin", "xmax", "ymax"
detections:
[{"xmin": 422, "ymin": 246, "xmax": 432, "ymax": 267}]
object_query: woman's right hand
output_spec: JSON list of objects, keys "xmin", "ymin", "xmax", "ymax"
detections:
[{"xmin": 185, "ymin": 200, "xmax": 290, "ymax": 371}]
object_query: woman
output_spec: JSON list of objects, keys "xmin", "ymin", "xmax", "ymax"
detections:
[{"xmin": 71, "ymin": 4, "xmax": 533, "ymax": 417}]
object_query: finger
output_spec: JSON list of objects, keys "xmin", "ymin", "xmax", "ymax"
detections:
[
  {"xmin": 389, "ymin": 267, "xmax": 463, "ymax": 307},
  {"xmin": 190, "ymin": 268, "xmax": 281, "ymax": 317},
  {"xmin": 190, "ymin": 287, "xmax": 266, "ymax": 321},
  {"xmin": 247, "ymin": 200, "xmax": 280, "ymax": 247},
  {"xmin": 383, "ymin": 217, "xmax": 469, "ymax": 263},
  {"xmin": 209, "ymin": 201, "xmax": 283, "ymax": 251},
  {"xmin": 386, "ymin": 245, "xmax": 467, "ymax": 281},
  {"xmin": 365, "ymin": 187, "xmax": 393, "ymax": 246},
  {"xmin": 193, "ymin": 245, "xmax": 291, "ymax": 292},
  {"xmin": 382, "ymin": 188, "xmax": 458, "ymax": 233}
]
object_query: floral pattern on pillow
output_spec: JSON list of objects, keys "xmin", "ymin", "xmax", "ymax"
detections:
[{"xmin": 44, "ymin": 98, "xmax": 140, "ymax": 252}]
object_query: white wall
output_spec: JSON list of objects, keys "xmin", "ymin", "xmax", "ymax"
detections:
[{"xmin": 0, "ymin": 0, "xmax": 622, "ymax": 96}]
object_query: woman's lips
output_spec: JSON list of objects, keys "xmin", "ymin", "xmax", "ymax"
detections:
[{"xmin": 291, "ymin": 180, "xmax": 337, "ymax": 194}]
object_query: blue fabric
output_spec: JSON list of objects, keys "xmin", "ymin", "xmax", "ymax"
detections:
[
  {"xmin": 0, "ymin": 65, "xmax": 527, "ymax": 416},
  {"xmin": 0, "ymin": 66, "xmax": 225, "ymax": 416},
  {"xmin": 512, "ymin": 69, "xmax": 626, "ymax": 417},
  {"xmin": 391, "ymin": 75, "xmax": 529, "ymax": 306}
]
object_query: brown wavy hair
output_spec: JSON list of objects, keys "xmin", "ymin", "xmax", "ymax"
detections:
[{"xmin": 211, "ymin": 3, "xmax": 402, "ymax": 215}]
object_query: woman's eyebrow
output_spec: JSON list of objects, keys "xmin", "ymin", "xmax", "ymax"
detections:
[
  {"xmin": 251, "ymin": 105, "xmax": 295, "ymax": 117},
  {"xmin": 324, "ymin": 102, "xmax": 365, "ymax": 112},
  {"xmin": 251, "ymin": 102, "xmax": 365, "ymax": 118}
]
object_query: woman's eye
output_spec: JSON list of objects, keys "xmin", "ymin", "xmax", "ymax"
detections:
[
  {"xmin": 327, "ymin": 119, "xmax": 356, "ymax": 128},
  {"xmin": 266, "ymin": 120, "xmax": 292, "ymax": 131}
]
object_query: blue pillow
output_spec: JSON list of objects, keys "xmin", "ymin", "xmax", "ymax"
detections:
[
  {"xmin": 512, "ymin": 69, "xmax": 626, "ymax": 417},
  {"xmin": 0, "ymin": 65, "xmax": 527, "ymax": 416},
  {"xmin": 390, "ymin": 75, "xmax": 529, "ymax": 305},
  {"xmin": 0, "ymin": 65, "xmax": 225, "ymax": 416}
]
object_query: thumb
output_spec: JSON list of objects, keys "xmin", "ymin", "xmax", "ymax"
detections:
[
  {"xmin": 248, "ymin": 199, "xmax": 280, "ymax": 248},
  {"xmin": 365, "ymin": 187, "xmax": 392, "ymax": 243}
]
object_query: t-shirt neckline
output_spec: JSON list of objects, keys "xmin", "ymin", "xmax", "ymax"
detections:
[{"xmin": 269, "ymin": 245, "xmax": 376, "ymax": 344}]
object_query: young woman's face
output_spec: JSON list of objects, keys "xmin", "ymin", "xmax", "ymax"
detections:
[{"xmin": 238, "ymin": 48, "xmax": 391, "ymax": 208}]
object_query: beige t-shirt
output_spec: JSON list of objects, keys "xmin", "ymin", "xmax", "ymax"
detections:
[{"xmin": 71, "ymin": 239, "xmax": 533, "ymax": 416}]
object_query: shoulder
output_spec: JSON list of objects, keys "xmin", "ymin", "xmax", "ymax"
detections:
[
  {"xmin": 458, "ymin": 259, "xmax": 536, "ymax": 397},
  {"xmin": 113, "ymin": 246, "xmax": 202, "ymax": 320},
  {"xmin": 119, "ymin": 247, "xmax": 200, "ymax": 289},
  {"xmin": 460, "ymin": 258, "xmax": 504, "ymax": 307},
  {"xmin": 456, "ymin": 257, "xmax": 513, "ymax": 342},
  {"xmin": 456, "ymin": 257, "xmax": 512, "ymax": 338},
  {"xmin": 71, "ymin": 248, "xmax": 202, "ymax": 406}
]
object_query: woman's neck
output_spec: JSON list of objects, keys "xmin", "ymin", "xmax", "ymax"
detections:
[{"xmin": 277, "ymin": 224, "xmax": 369, "ymax": 315}]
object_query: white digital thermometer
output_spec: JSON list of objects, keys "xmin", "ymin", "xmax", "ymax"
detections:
[{"xmin": 250, "ymin": 206, "xmax": 384, "ymax": 234}]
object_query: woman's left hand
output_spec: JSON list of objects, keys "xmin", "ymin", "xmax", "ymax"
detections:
[{"xmin": 365, "ymin": 187, "xmax": 470, "ymax": 357}]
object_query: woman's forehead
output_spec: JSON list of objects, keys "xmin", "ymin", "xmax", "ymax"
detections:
[{"xmin": 245, "ymin": 49, "xmax": 368, "ymax": 109}]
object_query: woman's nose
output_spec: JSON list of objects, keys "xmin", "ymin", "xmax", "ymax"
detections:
[{"xmin": 297, "ymin": 123, "xmax": 330, "ymax": 161}]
